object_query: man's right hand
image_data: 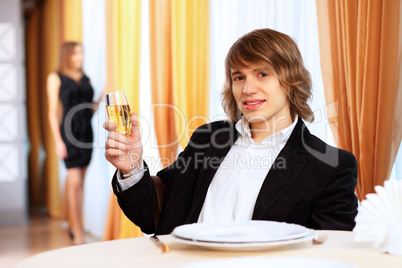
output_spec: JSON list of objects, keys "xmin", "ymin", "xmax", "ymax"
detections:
[{"xmin": 103, "ymin": 113, "xmax": 143, "ymax": 176}]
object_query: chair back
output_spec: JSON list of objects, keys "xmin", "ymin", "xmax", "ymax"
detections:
[{"xmin": 150, "ymin": 176, "xmax": 165, "ymax": 230}]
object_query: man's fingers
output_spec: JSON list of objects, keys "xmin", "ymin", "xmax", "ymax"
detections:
[
  {"xmin": 130, "ymin": 113, "xmax": 141, "ymax": 141},
  {"xmin": 107, "ymin": 130, "xmax": 130, "ymax": 144},
  {"xmin": 131, "ymin": 112, "xmax": 138, "ymax": 127},
  {"xmin": 105, "ymin": 138, "xmax": 129, "ymax": 151},
  {"xmin": 105, "ymin": 148, "xmax": 125, "ymax": 158},
  {"xmin": 103, "ymin": 121, "xmax": 118, "ymax": 132}
]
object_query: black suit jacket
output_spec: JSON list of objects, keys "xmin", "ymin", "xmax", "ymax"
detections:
[{"xmin": 112, "ymin": 118, "xmax": 358, "ymax": 235}]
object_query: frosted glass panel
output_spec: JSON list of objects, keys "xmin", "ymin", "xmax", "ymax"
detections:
[
  {"xmin": 0, "ymin": 23, "xmax": 15, "ymax": 61},
  {"xmin": 0, "ymin": 103, "xmax": 18, "ymax": 141},
  {"xmin": 0, "ymin": 144, "xmax": 19, "ymax": 182},
  {"xmin": 0, "ymin": 64, "xmax": 17, "ymax": 101}
]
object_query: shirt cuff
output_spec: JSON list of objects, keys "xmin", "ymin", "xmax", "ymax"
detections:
[{"xmin": 116, "ymin": 161, "xmax": 146, "ymax": 191}]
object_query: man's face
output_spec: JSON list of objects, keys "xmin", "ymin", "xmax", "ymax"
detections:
[{"xmin": 231, "ymin": 63, "xmax": 291, "ymax": 129}]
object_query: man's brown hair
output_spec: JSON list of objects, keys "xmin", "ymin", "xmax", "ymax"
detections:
[{"xmin": 222, "ymin": 28, "xmax": 314, "ymax": 122}]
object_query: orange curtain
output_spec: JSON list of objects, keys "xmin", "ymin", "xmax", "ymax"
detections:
[
  {"xmin": 41, "ymin": 0, "xmax": 63, "ymax": 217},
  {"xmin": 62, "ymin": 0, "xmax": 83, "ymax": 42},
  {"xmin": 25, "ymin": 0, "xmax": 63, "ymax": 217},
  {"xmin": 149, "ymin": 0, "xmax": 178, "ymax": 166},
  {"xmin": 25, "ymin": 0, "xmax": 84, "ymax": 218},
  {"xmin": 316, "ymin": 0, "xmax": 401, "ymax": 200},
  {"xmin": 103, "ymin": 0, "xmax": 143, "ymax": 240},
  {"xmin": 171, "ymin": 0, "xmax": 210, "ymax": 148},
  {"xmin": 103, "ymin": 0, "xmax": 210, "ymax": 240},
  {"xmin": 59, "ymin": 0, "xmax": 83, "ymax": 225},
  {"xmin": 149, "ymin": 0, "xmax": 210, "ymax": 164},
  {"xmin": 25, "ymin": 7, "xmax": 43, "ymax": 213}
]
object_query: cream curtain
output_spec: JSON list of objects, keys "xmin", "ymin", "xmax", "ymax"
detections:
[{"xmin": 316, "ymin": 0, "xmax": 401, "ymax": 199}]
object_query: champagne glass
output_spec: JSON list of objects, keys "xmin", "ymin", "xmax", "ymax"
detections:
[{"xmin": 106, "ymin": 90, "xmax": 144, "ymax": 177}]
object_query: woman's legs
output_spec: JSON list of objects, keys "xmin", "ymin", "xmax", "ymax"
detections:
[
  {"xmin": 77, "ymin": 167, "xmax": 87, "ymax": 233},
  {"xmin": 66, "ymin": 167, "xmax": 86, "ymax": 244}
]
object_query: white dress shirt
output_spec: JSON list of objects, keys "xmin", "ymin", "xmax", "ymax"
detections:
[
  {"xmin": 117, "ymin": 116, "xmax": 298, "ymax": 223},
  {"xmin": 197, "ymin": 116, "xmax": 298, "ymax": 223}
]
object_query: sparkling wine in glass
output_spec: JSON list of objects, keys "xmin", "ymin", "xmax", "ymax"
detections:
[
  {"xmin": 106, "ymin": 90, "xmax": 140, "ymax": 176},
  {"xmin": 106, "ymin": 102, "xmax": 132, "ymax": 137}
]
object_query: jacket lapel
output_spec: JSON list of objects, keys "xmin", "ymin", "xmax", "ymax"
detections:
[
  {"xmin": 252, "ymin": 118, "xmax": 310, "ymax": 220},
  {"xmin": 186, "ymin": 122, "xmax": 239, "ymax": 223}
]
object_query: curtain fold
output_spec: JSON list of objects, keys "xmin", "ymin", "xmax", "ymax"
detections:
[
  {"xmin": 102, "ymin": 194, "xmax": 121, "ymax": 240},
  {"xmin": 26, "ymin": 0, "xmax": 82, "ymax": 218},
  {"xmin": 148, "ymin": 0, "xmax": 210, "ymax": 163},
  {"xmin": 103, "ymin": 0, "xmax": 210, "ymax": 239},
  {"xmin": 103, "ymin": 0, "xmax": 143, "ymax": 240},
  {"xmin": 316, "ymin": 0, "xmax": 401, "ymax": 199},
  {"xmin": 62, "ymin": 0, "xmax": 83, "ymax": 42},
  {"xmin": 149, "ymin": 0, "xmax": 178, "ymax": 166},
  {"xmin": 41, "ymin": 0, "xmax": 63, "ymax": 217},
  {"xmin": 58, "ymin": 0, "xmax": 84, "ymax": 227},
  {"xmin": 25, "ymin": 8, "xmax": 42, "ymax": 212},
  {"xmin": 171, "ymin": 0, "xmax": 210, "ymax": 148}
]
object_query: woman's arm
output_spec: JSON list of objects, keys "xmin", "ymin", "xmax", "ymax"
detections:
[{"xmin": 47, "ymin": 72, "xmax": 67, "ymax": 159}]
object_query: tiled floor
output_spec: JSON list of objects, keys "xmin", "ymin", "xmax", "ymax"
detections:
[{"xmin": 0, "ymin": 215, "xmax": 101, "ymax": 268}]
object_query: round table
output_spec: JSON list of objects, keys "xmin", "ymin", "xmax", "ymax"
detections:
[{"xmin": 15, "ymin": 231, "xmax": 401, "ymax": 268}]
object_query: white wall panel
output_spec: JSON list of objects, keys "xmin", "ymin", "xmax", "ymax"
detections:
[
  {"xmin": 0, "ymin": 23, "xmax": 16, "ymax": 60},
  {"xmin": 0, "ymin": 0, "xmax": 27, "ymax": 225}
]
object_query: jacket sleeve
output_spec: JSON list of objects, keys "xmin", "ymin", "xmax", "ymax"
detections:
[
  {"xmin": 111, "ymin": 162, "xmax": 157, "ymax": 234},
  {"xmin": 111, "ymin": 122, "xmax": 215, "ymax": 234},
  {"xmin": 308, "ymin": 150, "xmax": 359, "ymax": 230}
]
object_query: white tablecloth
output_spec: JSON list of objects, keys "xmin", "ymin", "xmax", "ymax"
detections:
[{"xmin": 15, "ymin": 231, "xmax": 402, "ymax": 268}]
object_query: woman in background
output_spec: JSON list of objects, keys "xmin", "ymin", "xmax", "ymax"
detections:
[{"xmin": 47, "ymin": 42, "xmax": 101, "ymax": 245}]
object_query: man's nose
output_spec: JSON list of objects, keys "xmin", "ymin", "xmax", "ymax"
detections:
[{"xmin": 243, "ymin": 78, "xmax": 258, "ymax": 94}]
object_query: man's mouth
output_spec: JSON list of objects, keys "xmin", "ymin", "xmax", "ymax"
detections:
[{"xmin": 243, "ymin": 99, "xmax": 266, "ymax": 110}]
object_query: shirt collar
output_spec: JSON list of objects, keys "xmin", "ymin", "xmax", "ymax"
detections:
[{"xmin": 235, "ymin": 115, "xmax": 298, "ymax": 145}]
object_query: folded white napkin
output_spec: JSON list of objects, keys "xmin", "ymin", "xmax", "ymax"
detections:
[
  {"xmin": 353, "ymin": 180, "xmax": 402, "ymax": 255},
  {"xmin": 380, "ymin": 220, "xmax": 402, "ymax": 255}
]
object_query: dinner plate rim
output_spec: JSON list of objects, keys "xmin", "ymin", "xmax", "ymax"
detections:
[
  {"xmin": 172, "ymin": 220, "xmax": 310, "ymax": 243},
  {"xmin": 171, "ymin": 229, "xmax": 317, "ymax": 251}
]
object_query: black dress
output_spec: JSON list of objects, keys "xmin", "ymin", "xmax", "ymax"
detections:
[{"xmin": 58, "ymin": 73, "xmax": 94, "ymax": 168}]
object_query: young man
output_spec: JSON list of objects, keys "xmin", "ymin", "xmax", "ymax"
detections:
[{"xmin": 104, "ymin": 28, "xmax": 358, "ymax": 235}]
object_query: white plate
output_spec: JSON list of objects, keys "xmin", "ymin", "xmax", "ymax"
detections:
[
  {"xmin": 172, "ymin": 221, "xmax": 309, "ymax": 243},
  {"xmin": 172, "ymin": 229, "xmax": 317, "ymax": 251},
  {"xmin": 181, "ymin": 257, "xmax": 357, "ymax": 268}
]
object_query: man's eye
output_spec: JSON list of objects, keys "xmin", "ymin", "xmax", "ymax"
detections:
[{"xmin": 259, "ymin": 73, "xmax": 268, "ymax": 77}]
